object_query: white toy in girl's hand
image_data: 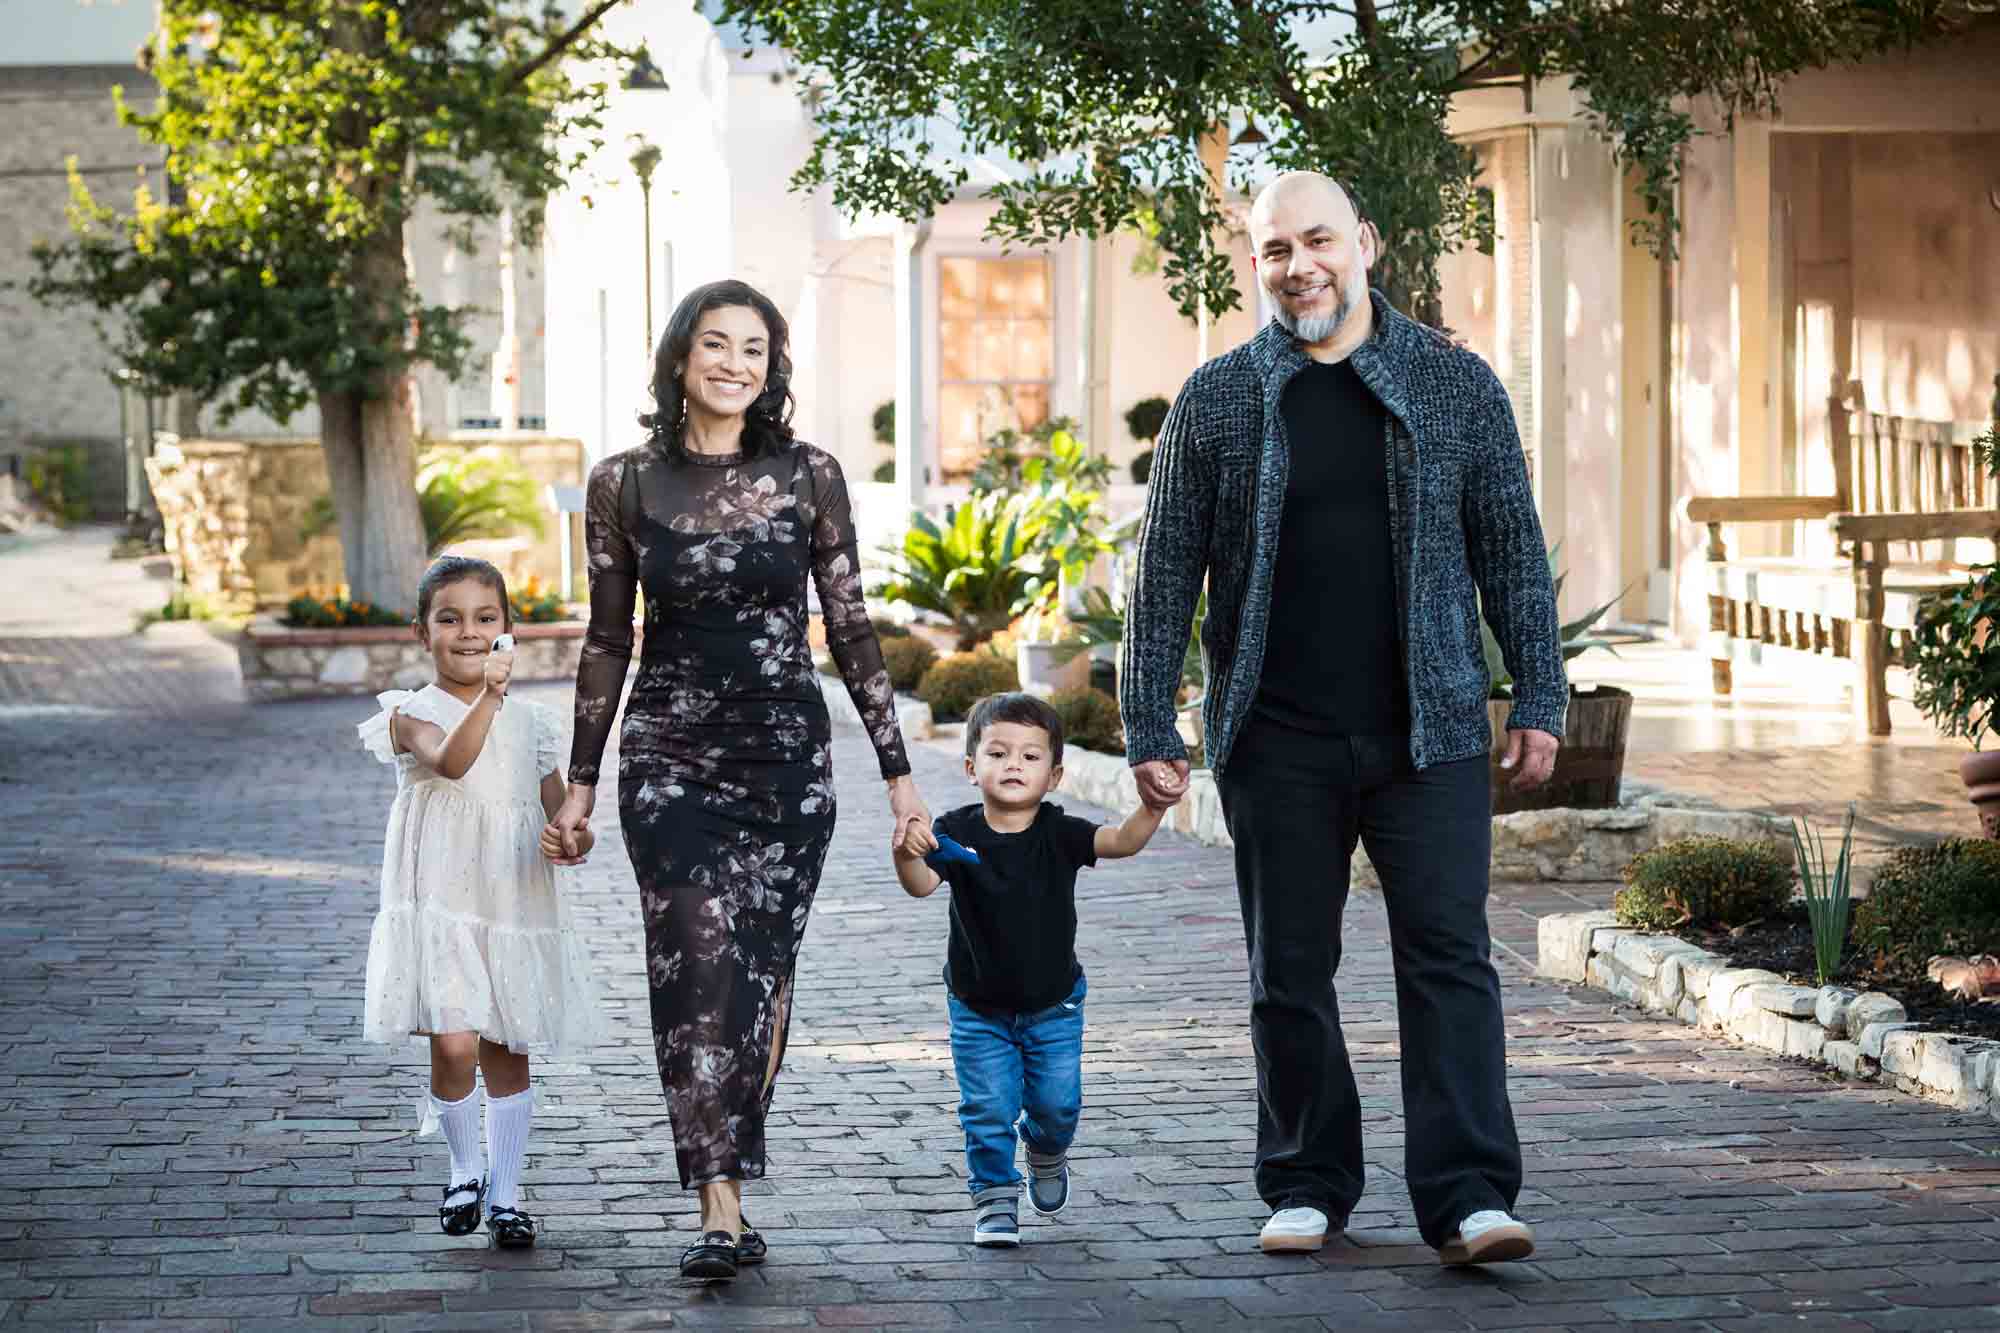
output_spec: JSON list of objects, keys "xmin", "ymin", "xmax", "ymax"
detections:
[{"xmin": 492, "ymin": 633, "xmax": 515, "ymax": 653}]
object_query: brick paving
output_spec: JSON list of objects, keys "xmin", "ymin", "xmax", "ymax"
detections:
[{"xmin": 3, "ymin": 529, "xmax": 2000, "ymax": 1330}]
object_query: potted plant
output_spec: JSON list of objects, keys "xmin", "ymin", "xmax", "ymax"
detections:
[
  {"xmin": 1015, "ymin": 603, "xmax": 1092, "ymax": 696},
  {"xmin": 1485, "ymin": 547, "xmax": 1631, "ymax": 815},
  {"xmin": 1909, "ymin": 422, "xmax": 2000, "ymax": 836}
]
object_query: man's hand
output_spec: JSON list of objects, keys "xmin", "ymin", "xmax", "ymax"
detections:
[
  {"xmin": 1133, "ymin": 758, "xmax": 1190, "ymax": 810},
  {"xmin": 1499, "ymin": 728, "xmax": 1559, "ymax": 792}
]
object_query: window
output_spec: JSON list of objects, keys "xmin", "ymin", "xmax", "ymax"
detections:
[{"xmin": 938, "ymin": 256, "xmax": 1054, "ymax": 478}]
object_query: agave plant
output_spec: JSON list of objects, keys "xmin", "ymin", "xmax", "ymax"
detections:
[
  {"xmin": 1483, "ymin": 543, "xmax": 1627, "ymax": 699},
  {"xmin": 875, "ymin": 490, "xmax": 1054, "ymax": 649},
  {"xmin": 302, "ymin": 445, "xmax": 547, "ymax": 556}
]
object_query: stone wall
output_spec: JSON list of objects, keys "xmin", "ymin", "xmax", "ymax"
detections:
[
  {"xmin": 239, "ymin": 617, "xmax": 590, "ymax": 703},
  {"xmin": 147, "ymin": 434, "xmax": 585, "ymax": 611}
]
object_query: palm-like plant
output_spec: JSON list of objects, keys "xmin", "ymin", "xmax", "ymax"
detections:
[
  {"xmin": 416, "ymin": 447, "xmax": 548, "ymax": 553},
  {"xmin": 302, "ymin": 445, "xmax": 547, "ymax": 556},
  {"xmin": 876, "ymin": 490, "xmax": 1053, "ymax": 649}
]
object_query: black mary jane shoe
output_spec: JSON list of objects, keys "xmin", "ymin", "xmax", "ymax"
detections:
[
  {"xmin": 486, "ymin": 1206, "xmax": 538, "ymax": 1250},
  {"xmin": 438, "ymin": 1178, "xmax": 486, "ymax": 1236},
  {"xmin": 680, "ymin": 1230, "xmax": 740, "ymax": 1282},
  {"xmin": 736, "ymin": 1219, "xmax": 767, "ymax": 1266}
]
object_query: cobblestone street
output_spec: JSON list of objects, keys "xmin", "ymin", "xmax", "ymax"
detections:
[{"xmin": 3, "ymin": 529, "xmax": 2000, "ymax": 1330}]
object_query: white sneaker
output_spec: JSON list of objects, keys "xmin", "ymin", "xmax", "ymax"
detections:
[
  {"xmin": 1258, "ymin": 1206, "xmax": 1330, "ymax": 1254},
  {"xmin": 1438, "ymin": 1209, "xmax": 1534, "ymax": 1265}
]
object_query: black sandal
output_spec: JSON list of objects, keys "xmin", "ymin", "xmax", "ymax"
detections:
[
  {"xmin": 736, "ymin": 1219, "xmax": 767, "ymax": 1266},
  {"xmin": 681, "ymin": 1230, "xmax": 739, "ymax": 1282},
  {"xmin": 437, "ymin": 1178, "xmax": 485, "ymax": 1236},
  {"xmin": 486, "ymin": 1206, "xmax": 538, "ymax": 1249}
]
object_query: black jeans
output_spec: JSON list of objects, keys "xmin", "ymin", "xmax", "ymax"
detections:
[{"xmin": 1216, "ymin": 716, "xmax": 1521, "ymax": 1247}]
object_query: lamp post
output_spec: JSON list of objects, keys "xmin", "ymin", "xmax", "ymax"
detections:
[{"xmin": 630, "ymin": 139, "xmax": 663, "ymax": 356}]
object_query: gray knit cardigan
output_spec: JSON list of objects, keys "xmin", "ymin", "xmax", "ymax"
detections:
[{"xmin": 1118, "ymin": 291, "xmax": 1568, "ymax": 778}]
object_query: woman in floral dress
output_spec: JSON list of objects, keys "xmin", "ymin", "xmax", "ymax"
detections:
[{"xmin": 551, "ymin": 280, "xmax": 927, "ymax": 1279}]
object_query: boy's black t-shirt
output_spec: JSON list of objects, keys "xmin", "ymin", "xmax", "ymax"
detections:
[{"xmin": 932, "ymin": 801, "xmax": 1099, "ymax": 1016}]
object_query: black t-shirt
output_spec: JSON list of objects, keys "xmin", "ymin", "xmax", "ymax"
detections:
[
  {"xmin": 1254, "ymin": 357, "xmax": 1410, "ymax": 736},
  {"xmin": 933, "ymin": 801, "xmax": 1099, "ymax": 1015}
]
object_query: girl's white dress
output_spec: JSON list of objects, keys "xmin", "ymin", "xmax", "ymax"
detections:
[{"xmin": 358, "ymin": 684, "xmax": 606, "ymax": 1055}]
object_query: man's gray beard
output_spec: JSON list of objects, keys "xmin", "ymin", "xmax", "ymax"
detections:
[{"xmin": 1271, "ymin": 286, "xmax": 1351, "ymax": 344}]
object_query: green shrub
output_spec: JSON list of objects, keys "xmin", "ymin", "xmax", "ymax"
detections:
[
  {"xmin": 1050, "ymin": 685, "xmax": 1123, "ymax": 756},
  {"xmin": 1615, "ymin": 836, "xmax": 1795, "ymax": 931},
  {"xmin": 872, "ymin": 400, "xmax": 896, "ymax": 445},
  {"xmin": 1852, "ymin": 838, "xmax": 2000, "ymax": 972},
  {"xmin": 872, "ymin": 458, "xmax": 895, "ymax": 483},
  {"xmin": 26, "ymin": 445, "xmax": 91, "ymax": 524},
  {"xmin": 870, "ymin": 616, "xmax": 910, "ymax": 640},
  {"xmin": 917, "ymin": 651, "xmax": 1020, "ymax": 723},
  {"xmin": 1129, "ymin": 447, "xmax": 1154, "ymax": 485},
  {"xmin": 880, "ymin": 634, "xmax": 939, "ymax": 692}
]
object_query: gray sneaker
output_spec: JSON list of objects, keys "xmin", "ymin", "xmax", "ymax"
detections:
[
  {"xmin": 973, "ymin": 1191, "xmax": 1020, "ymax": 1247},
  {"xmin": 1026, "ymin": 1149, "xmax": 1070, "ymax": 1216}
]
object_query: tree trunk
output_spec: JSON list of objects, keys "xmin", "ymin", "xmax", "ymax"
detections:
[{"xmin": 319, "ymin": 230, "xmax": 429, "ymax": 613}]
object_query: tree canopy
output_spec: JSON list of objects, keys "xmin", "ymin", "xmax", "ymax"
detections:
[{"xmin": 724, "ymin": 0, "xmax": 1954, "ymax": 321}]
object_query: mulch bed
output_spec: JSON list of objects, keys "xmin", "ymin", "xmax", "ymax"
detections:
[{"xmin": 1675, "ymin": 902, "xmax": 2000, "ymax": 1041}]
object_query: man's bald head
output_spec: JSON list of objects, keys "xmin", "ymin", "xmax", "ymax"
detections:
[{"xmin": 1249, "ymin": 171, "xmax": 1363, "ymax": 240}]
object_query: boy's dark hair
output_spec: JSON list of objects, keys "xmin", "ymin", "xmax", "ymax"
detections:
[
  {"xmin": 414, "ymin": 555, "xmax": 512, "ymax": 630},
  {"xmin": 965, "ymin": 691, "xmax": 1065, "ymax": 766}
]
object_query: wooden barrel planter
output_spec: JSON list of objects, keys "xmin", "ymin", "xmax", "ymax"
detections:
[{"xmin": 1488, "ymin": 685, "xmax": 1633, "ymax": 815}]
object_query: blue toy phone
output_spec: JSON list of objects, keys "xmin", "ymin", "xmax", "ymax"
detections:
[{"xmin": 925, "ymin": 833, "xmax": 981, "ymax": 869}]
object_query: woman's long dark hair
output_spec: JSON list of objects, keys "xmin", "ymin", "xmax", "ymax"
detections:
[{"xmin": 639, "ymin": 279, "xmax": 797, "ymax": 459}]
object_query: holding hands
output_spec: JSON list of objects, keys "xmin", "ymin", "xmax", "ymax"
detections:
[
  {"xmin": 1133, "ymin": 759, "xmax": 1190, "ymax": 812},
  {"xmin": 539, "ymin": 818, "xmax": 594, "ymax": 865}
]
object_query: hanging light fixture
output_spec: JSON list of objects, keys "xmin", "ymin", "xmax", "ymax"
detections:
[{"xmin": 1232, "ymin": 115, "xmax": 1269, "ymax": 147}]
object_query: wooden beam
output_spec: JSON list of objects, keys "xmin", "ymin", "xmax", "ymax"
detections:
[
  {"xmin": 1680, "ymin": 494, "xmax": 1843, "ymax": 525},
  {"xmin": 1831, "ymin": 509, "xmax": 2000, "ymax": 545}
]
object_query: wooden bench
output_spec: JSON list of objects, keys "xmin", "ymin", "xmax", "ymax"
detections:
[{"xmin": 1680, "ymin": 376, "xmax": 2000, "ymax": 735}]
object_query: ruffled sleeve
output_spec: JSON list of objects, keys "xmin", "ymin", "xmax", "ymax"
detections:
[
  {"xmin": 530, "ymin": 699, "xmax": 569, "ymax": 777},
  {"xmin": 357, "ymin": 689, "xmax": 418, "ymax": 765}
]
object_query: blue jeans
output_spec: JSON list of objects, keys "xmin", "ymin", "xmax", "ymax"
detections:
[{"xmin": 947, "ymin": 973, "xmax": 1086, "ymax": 1197}]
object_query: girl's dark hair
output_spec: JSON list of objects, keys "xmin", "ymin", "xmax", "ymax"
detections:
[
  {"xmin": 965, "ymin": 691, "xmax": 1066, "ymax": 767},
  {"xmin": 414, "ymin": 555, "xmax": 511, "ymax": 631},
  {"xmin": 639, "ymin": 279, "xmax": 797, "ymax": 460}
]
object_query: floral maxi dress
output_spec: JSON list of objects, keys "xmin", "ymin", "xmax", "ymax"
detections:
[{"xmin": 569, "ymin": 439, "xmax": 909, "ymax": 1188}]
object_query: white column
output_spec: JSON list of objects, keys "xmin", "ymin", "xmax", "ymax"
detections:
[
  {"xmin": 893, "ymin": 220, "xmax": 931, "ymax": 518},
  {"xmin": 1529, "ymin": 125, "xmax": 1568, "ymax": 571}
]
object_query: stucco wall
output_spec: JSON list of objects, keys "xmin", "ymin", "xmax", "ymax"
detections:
[{"xmin": 0, "ymin": 65, "xmax": 160, "ymax": 446}]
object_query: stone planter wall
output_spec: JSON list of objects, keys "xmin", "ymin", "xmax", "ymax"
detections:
[
  {"xmin": 1539, "ymin": 911, "xmax": 2000, "ymax": 1121},
  {"xmin": 239, "ymin": 617, "xmax": 590, "ymax": 703},
  {"xmin": 1053, "ymin": 744, "xmax": 1786, "ymax": 883},
  {"xmin": 147, "ymin": 434, "xmax": 585, "ymax": 611}
]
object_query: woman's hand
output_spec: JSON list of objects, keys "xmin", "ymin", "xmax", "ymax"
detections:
[
  {"xmin": 551, "ymin": 783, "xmax": 597, "ymax": 859},
  {"xmin": 886, "ymin": 774, "xmax": 930, "ymax": 853}
]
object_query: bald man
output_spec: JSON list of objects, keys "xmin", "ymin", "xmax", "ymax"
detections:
[{"xmin": 1118, "ymin": 173, "xmax": 1565, "ymax": 1265}]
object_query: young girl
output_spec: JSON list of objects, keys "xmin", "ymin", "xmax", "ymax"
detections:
[{"xmin": 357, "ymin": 555, "xmax": 607, "ymax": 1249}]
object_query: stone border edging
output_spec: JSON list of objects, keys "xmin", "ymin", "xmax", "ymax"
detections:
[{"xmin": 1538, "ymin": 910, "xmax": 2000, "ymax": 1120}]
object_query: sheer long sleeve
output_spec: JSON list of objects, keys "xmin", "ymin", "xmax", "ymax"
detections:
[
  {"xmin": 803, "ymin": 446, "xmax": 911, "ymax": 779},
  {"xmin": 568, "ymin": 452, "xmax": 637, "ymax": 784}
]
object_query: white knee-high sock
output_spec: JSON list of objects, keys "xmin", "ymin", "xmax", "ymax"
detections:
[
  {"xmin": 484, "ymin": 1087, "xmax": 534, "ymax": 1211},
  {"xmin": 431, "ymin": 1088, "xmax": 484, "ymax": 1189}
]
